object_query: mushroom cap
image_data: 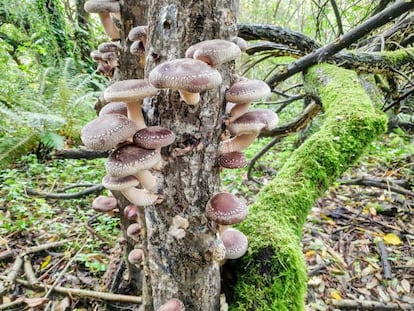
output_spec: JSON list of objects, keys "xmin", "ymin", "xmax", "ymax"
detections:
[
  {"xmin": 84, "ymin": 0, "xmax": 120, "ymax": 13},
  {"xmin": 124, "ymin": 204, "xmax": 138, "ymax": 220},
  {"xmin": 106, "ymin": 144, "xmax": 161, "ymax": 177},
  {"xmin": 148, "ymin": 58, "xmax": 222, "ymax": 94},
  {"xmin": 130, "ymin": 40, "xmax": 145, "ymax": 55},
  {"xmin": 231, "ymin": 36, "xmax": 249, "ymax": 51},
  {"xmin": 133, "ymin": 126, "xmax": 176, "ymax": 149},
  {"xmin": 206, "ymin": 192, "xmax": 248, "ymax": 225},
  {"xmin": 228, "ymin": 109, "xmax": 279, "ymax": 136},
  {"xmin": 185, "ymin": 39, "xmax": 241, "ymax": 67},
  {"xmin": 98, "ymin": 41, "xmax": 121, "ymax": 53},
  {"xmin": 81, "ymin": 114, "xmax": 138, "ymax": 151},
  {"xmin": 101, "ymin": 51, "xmax": 118, "ymax": 62},
  {"xmin": 90, "ymin": 50, "xmax": 103, "ymax": 62},
  {"xmin": 128, "ymin": 25, "xmax": 148, "ymax": 41},
  {"xmin": 127, "ymin": 223, "xmax": 142, "ymax": 238},
  {"xmin": 92, "ymin": 195, "xmax": 117, "ymax": 212},
  {"xmin": 128, "ymin": 248, "xmax": 144, "ymax": 265},
  {"xmin": 220, "ymin": 228, "xmax": 248, "ymax": 259},
  {"xmin": 104, "ymin": 79, "xmax": 158, "ymax": 103},
  {"xmin": 226, "ymin": 79, "xmax": 271, "ymax": 104},
  {"xmin": 102, "ymin": 175, "xmax": 139, "ymax": 191},
  {"xmin": 99, "ymin": 102, "xmax": 128, "ymax": 117},
  {"xmin": 157, "ymin": 299, "xmax": 185, "ymax": 311},
  {"xmin": 218, "ymin": 151, "xmax": 248, "ymax": 169}
]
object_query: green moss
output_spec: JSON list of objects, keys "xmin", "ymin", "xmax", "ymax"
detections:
[
  {"xmin": 377, "ymin": 47, "xmax": 414, "ymax": 66},
  {"xmin": 228, "ymin": 64, "xmax": 387, "ymax": 310}
]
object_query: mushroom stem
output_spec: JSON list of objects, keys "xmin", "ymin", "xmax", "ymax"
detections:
[
  {"xmin": 219, "ymin": 133, "xmax": 258, "ymax": 154},
  {"xmin": 98, "ymin": 12, "xmax": 120, "ymax": 40},
  {"xmin": 178, "ymin": 90, "xmax": 200, "ymax": 105},
  {"xmin": 126, "ymin": 101, "xmax": 146, "ymax": 130},
  {"xmin": 134, "ymin": 170, "xmax": 157, "ymax": 190},
  {"xmin": 121, "ymin": 187, "xmax": 158, "ymax": 206}
]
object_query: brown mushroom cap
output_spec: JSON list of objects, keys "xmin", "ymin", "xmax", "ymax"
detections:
[
  {"xmin": 90, "ymin": 50, "xmax": 103, "ymax": 62},
  {"xmin": 99, "ymin": 102, "xmax": 128, "ymax": 117},
  {"xmin": 124, "ymin": 204, "xmax": 138, "ymax": 220},
  {"xmin": 130, "ymin": 40, "xmax": 146, "ymax": 56},
  {"xmin": 148, "ymin": 58, "xmax": 222, "ymax": 105},
  {"xmin": 102, "ymin": 175, "xmax": 139, "ymax": 191},
  {"xmin": 218, "ymin": 151, "xmax": 248, "ymax": 169},
  {"xmin": 128, "ymin": 25, "xmax": 148, "ymax": 42},
  {"xmin": 104, "ymin": 79, "xmax": 158, "ymax": 103},
  {"xmin": 185, "ymin": 39, "xmax": 241, "ymax": 67},
  {"xmin": 84, "ymin": 0, "xmax": 120, "ymax": 13},
  {"xmin": 220, "ymin": 228, "xmax": 248, "ymax": 259},
  {"xmin": 105, "ymin": 144, "xmax": 161, "ymax": 177},
  {"xmin": 81, "ymin": 114, "xmax": 138, "ymax": 151},
  {"xmin": 206, "ymin": 192, "xmax": 248, "ymax": 225},
  {"xmin": 228, "ymin": 109, "xmax": 279, "ymax": 135},
  {"xmin": 128, "ymin": 248, "xmax": 144, "ymax": 265},
  {"xmin": 226, "ymin": 79, "xmax": 271, "ymax": 104},
  {"xmin": 92, "ymin": 195, "xmax": 117, "ymax": 212},
  {"xmin": 157, "ymin": 299, "xmax": 185, "ymax": 311},
  {"xmin": 127, "ymin": 223, "xmax": 142, "ymax": 239},
  {"xmin": 98, "ymin": 41, "xmax": 121, "ymax": 53},
  {"xmin": 133, "ymin": 126, "xmax": 176, "ymax": 149}
]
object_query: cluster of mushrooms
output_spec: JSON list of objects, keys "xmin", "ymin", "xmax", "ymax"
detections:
[{"xmin": 83, "ymin": 1, "xmax": 278, "ymax": 309}]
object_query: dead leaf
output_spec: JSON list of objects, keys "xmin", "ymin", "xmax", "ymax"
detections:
[
  {"xmin": 54, "ymin": 296, "xmax": 71, "ymax": 311},
  {"xmin": 383, "ymin": 233, "xmax": 402, "ymax": 245},
  {"xmin": 401, "ymin": 279, "xmax": 411, "ymax": 293},
  {"xmin": 23, "ymin": 297, "xmax": 49, "ymax": 308}
]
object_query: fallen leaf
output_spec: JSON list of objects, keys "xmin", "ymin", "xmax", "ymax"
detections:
[
  {"xmin": 40, "ymin": 255, "xmax": 52, "ymax": 270},
  {"xmin": 401, "ymin": 279, "xmax": 411, "ymax": 293},
  {"xmin": 23, "ymin": 297, "xmax": 49, "ymax": 308},
  {"xmin": 383, "ymin": 233, "xmax": 402, "ymax": 245},
  {"xmin": 330, "ymin": 290, "xmax": 342, "ymax": 300}
]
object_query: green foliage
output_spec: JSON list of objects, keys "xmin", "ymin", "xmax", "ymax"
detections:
[{"xmin": 0, "ymin": 58, "xmax": 106, "ymax": 168}]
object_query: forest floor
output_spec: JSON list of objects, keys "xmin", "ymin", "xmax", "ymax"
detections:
[{"xmin": 0, "ymin": 131, "xmax": 413, "ymax": 310}]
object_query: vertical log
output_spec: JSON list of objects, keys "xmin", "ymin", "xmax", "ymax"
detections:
[{"xmin": 144, "ymin": 0, "xmax": 238, "ymax": 309}]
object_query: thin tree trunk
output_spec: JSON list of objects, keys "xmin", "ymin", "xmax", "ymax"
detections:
[{"xmin": 144, "ymin": 0, "xmax": 238, "ymax": 309}]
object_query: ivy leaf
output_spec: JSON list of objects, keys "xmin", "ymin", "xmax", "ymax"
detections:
[{"xmin": 40, "ymin": 131, "xmax": 64, "ymax": 149}]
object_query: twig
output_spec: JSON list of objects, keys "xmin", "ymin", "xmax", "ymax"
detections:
[
  {"xmin": 25, "ymin": 184, "xmax": 104, "ymax": 200},
  {"xmin": 338, "ymin": 177, "xmax": 414, "ymax": 197},
  {"xmin": 266, "ymin": 1, "xmax": 414, "ymax": 87},
  {"xmin": 0, "ymin": 276, "xmax": 142, "ymax": 304},
  {"xmin": 5, "ymin": 256, "xmax": 23, "ymax": 284},
  {"xmin": 23, "ymin": 256, "xmax": 38, "ymax": 286},
  {"xmin": 23, "ymin": 240, "xmax": 69, "ymax": 256},
  {"xmin": 247, "ymin": 137, "xmax": 281, "ymax": 182},
  {"xmin": 52, "ymin": 148, "xmax": 109, "ymax": 159},
  {"xmin": 329, "ymin": 298, "xmax": 414, "ymax": 310},
  {"xmin": 0, "ymin": 250, "xmax": 13, "ymax": 261},
  {"xmin": 376, "ymin": 239, "xmax": 394, "ymax": 279},
  {"xmin": 0, "ymin": 298, "xmax": 26, "ymax": 310},
  {"xmin": 329, "ymin": 0, "xmax": 344, "ymax": 37}
]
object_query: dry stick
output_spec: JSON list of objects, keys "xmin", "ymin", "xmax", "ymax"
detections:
[
  {"xmin": 53, "ymin": 149, "xmax": 110, "ymax": 160},
  {"xmin": 376, "ymin": 239, "xmax": 394, "ymax": 279},
  {"xmin": 23, "ymin": 256, "xmax": 38, "ymax": 286},
  {"xmin": 0, "ymin": 250, "xmax": 13, "ymax": 261},
  {"xmin": 25, "ymin": 184, "xmax": 104, "ymax": 200},
  {"xmin": 266, "ymin": 0, "xmax": 414, "ymax": 87},
  {"xmin": 5, "ymin": 256, "xmax": 23, "ymax": 284},
  {"xmin": 338, "ymin": 177, "xmax": 414, "ymax": 197},
  {"xmin": 0, "ymin": 276, "xmax": 142, "ymax": 304},
  {"xmin": 329, "ymin": 298, "xmax": 414, "ymax": 310},
  {"xmin": 23, "ymin": 240, "xmax": 70, "ymax": 256},
  {"xmin": 0, "ymin": 298, "xmax": 26, "ymax": 311}
]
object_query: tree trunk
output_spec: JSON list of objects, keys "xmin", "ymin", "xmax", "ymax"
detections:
[
  {"xmin": 225, "ymin": 64, "xmax": 387, "ymax": 310},
  {"xmin": 143, "ymin": 0, "xmax": 238, "ymax": 310}
]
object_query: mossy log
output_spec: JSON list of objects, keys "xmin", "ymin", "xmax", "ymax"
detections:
[{"xmin": 226, "ymin": 64, "xmax": 388, "ymax": 311}]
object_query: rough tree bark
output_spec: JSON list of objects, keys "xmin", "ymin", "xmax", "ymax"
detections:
[
  {"xmin": 225, "ymin": 64, "xmax": 387, "ymax": 310},
  {"xmin": 144, "ymin": 0, "xmax": 238, "ymax": 309}
]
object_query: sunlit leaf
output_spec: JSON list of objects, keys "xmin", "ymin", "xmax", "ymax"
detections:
[{"xmin": 383, "ymin": 233, "xmax": 402, "ymax": 246}]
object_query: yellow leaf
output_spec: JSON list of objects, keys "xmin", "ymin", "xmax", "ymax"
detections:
[
  {"xmin": 40, "ymin": 255, "xmax": 52, "ymax": 270},
  {"xmin": 383, "ymin": 233, "xmax": 402, "ymax": 245},
  {"xmin": 330, "ymin": 291, "xmax": 342, "ymax": 300},
  {"xmin": 305, "ymin": 250, "xmax": 316, "ymax": 258}
]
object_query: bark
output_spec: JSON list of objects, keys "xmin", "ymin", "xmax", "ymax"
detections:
[
  {"xmin": 144, "ymin": 0, "xmax": 238, "ymax": 310},
  {"xmin": 225, "ymin": 64, "xmax": 387, "ymax": 310}
]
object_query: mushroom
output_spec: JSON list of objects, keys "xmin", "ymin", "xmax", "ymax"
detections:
[
  {"xmin": 102, "ymin": 174, "xmax": 158, "ymax": 207},
  {"xmin": 124, "ymin": 204, "xmax": 139, "ymax": 220},
  {"xmin": 206, "ymin": 192, "xmax": 248, "ymax": 225},
  {"xmin": 219, "ymin": 109, "xmax": 279, "ymax": 153},
  {"xmin": 133, "ymin": 126, "xmax": 176, "ymax": 150},
  {"xmin": 185, "ymin": 39, "xmax": 241, "ymax": 67},
  {"xmin": 157, "ymin": 299, "xmax": 185, "ymax": 311},
  {"xmin": 91, "ymin": 195, "xmax": 117, "ymax": 213},
  {"xmin": 220, "ymin": 228, "xmax": 248, "ymax": 259},
  {"xmin": 98, "ymin": 41, "xmax": 121, "ymax": 53},
  {"xmin": 128, "ymin": 25, "xmax": 148, "ymax": 47},
  {"xmin": 80, "ymin": 114, "xmax": 138, "ymax": 151},
  {"xmin": 217, "ymin": 151, "xmax": 248, "ymax": 169},
  {"xmin": 103, "ymin": 79, "xmax": 158, "ymax": 129},
  {"xmin": 128, "ymin": 248, "xmax": 144, "ymax": 267},
  {"xmin": 230, "ymin": 36, "xmax": 249, "ymax": 51},
  {"xmin": 226, "ymin": 79, "xmax": 271, "ymax": 122},
  {"xmin": 84, "ymin": 0, "xmax": 120, "ymax": 40},
  {"xmin": 105, "ymin": 143, "xmax": 161, "ymax": 192},
  {"xmin": 127, "ymin": 223, "xmax": 142, "ymax": 241},
  {"xmin": 98, "ymin": 102, "xmax": 128, "ymax": 117},
  {"xmin": 149, "ymin": 58, "xmax": 222, "ymax": 105}
]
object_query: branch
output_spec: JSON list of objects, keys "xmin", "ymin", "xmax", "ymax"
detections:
[
  {"xmin": 266, "ymin": 0, "xmax": 414, "ymax": 87},
  {"xmin": 52, "ymin": 148, "xmax": 110, "ymax": 159},
  {"xmin": 329, "ymin": 0, "xmax": 344, "ymax": 36},
  {"xmin": 329, "ymin": 298, "xmax": 413, "ymax": 310},
  {"xmin": 25, "ymin": 184, "xmax": 104, "ymax": 199},
  {"xmin": 0, "ymin": 275, "xmax": 142, "ymax": 304}
]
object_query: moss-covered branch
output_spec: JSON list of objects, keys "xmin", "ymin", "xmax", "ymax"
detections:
[{"xmin": 227, "ymin": 64, "xmax": 387, "ymax": 311}]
